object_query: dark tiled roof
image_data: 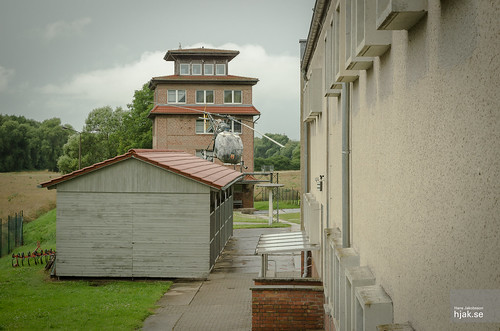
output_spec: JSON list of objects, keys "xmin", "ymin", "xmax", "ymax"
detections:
[
  {"xmin": 149, "ymin": 75, "xmax": 259, "ymax": 88},
  {"xmin": 164, "ymin": 48, "xmax": 239, "ymax": 61},
  {"xmin": 149, "ymin": 104, "xmax": 260, "ymax": 116},
  {"xmin": 40, "ymin": 149, "xmax": 244, "ymax": 190}
]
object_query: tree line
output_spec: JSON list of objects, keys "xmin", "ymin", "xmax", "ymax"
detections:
[
  {"xmin": 0, "ymin": 115, "xmax": 70, "ymax": 172},
  {"xmin": 254, "ymin": 133, "xmax": 300, "ymax": 171},
  {"xmin": 1, "ymin": 81, "xmax": 300, "ymax": 173},
  {"xmin": 57, "ymin": 83, "xmax": 153, "ymax": 173},
  {"xmin": 0, "ymin": 83, "xmax": 153, "ymax": 173}
]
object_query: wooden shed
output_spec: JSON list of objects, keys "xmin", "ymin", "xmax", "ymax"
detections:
[{"xmin": 40, "ymin": 149, "xmax": 242, "ymax": 279}]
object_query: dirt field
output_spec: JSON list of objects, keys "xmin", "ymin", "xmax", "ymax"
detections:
[
  {"xmin": 273, "ymin": 170, "xmax": 301, "ymax": 189},
  {"xmin": 253, "ymin": 170, "xmax": 301, "ymax": 201},
  {"xmin": 0, "ymin": 171, "xmax": 59, "ymax": 223}
]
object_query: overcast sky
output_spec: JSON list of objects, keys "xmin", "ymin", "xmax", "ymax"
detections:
[{"xmin": 0, "ymin": 0, "xmax": 315, "ymax": 140}]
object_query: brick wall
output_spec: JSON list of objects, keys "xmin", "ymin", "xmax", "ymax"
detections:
[
  {"xmin": 324, "ymin": 311, "xmax": 335, "ymax": 331},
  {"xmin": 254, "ymin": 278, "xmax": 322, "ymax": 286},
  {"xmin": 155, "ymin": 83, "xmax": 253, "ymax": 104},
  {"xmin": 251, "ymin": 284, "xmax": 324, "ymax": 330},
  {"xmin": 152, "ymin": 114, "xmax": 254, "ymax": 172}
]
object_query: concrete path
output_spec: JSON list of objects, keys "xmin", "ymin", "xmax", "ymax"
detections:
[{"xmin": 142, "ymin": 228, "xmax": 300, "ymax": 331}]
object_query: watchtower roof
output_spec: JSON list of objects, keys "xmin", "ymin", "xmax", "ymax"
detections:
[{"xmin": 164, "ymin": 47, "xmax": 239, "ymax": 62}]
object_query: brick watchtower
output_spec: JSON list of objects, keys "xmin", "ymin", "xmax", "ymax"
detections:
[{"xmin": 148, "ymin": 47, "xmax": 260, "ymax": 208}]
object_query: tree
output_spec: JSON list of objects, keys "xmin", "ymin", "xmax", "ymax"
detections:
[
  {"xmin": 0, "ymin": 115, "xmax": 70, "ymax": 172},
  {"xmin": 36, "ymin": 118, "xmax": 70, "ymax": 171},
  {"xmin": 56, "ymin": 83, "xmax": 154, "ymax": 174},
  {"xmin": 254, "ymin": 134, "xmax": 290, "ymax": 159},
  {"xmin": 118, "ymin": 83, "xmax": 154, "ymax": 153},
  {"xmin": 57, "ymin": 106, "xmax": 125, "ymax": 174},
  {"xmin": 253, "ymin": 133, "xmax": 300, "ymax": 171}
]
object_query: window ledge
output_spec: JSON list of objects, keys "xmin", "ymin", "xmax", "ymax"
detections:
[{"xmin": 376, "ymin": 0, "xmax": 428, "ymax": 30}]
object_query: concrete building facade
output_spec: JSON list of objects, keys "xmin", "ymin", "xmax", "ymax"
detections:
[
  {"xmin": 148, "ymin": 48, "xmax": 260, "ymax": 208},
  {"xmin": 300, "ymin": 1, "xmax": 499, "ymax": 330}
]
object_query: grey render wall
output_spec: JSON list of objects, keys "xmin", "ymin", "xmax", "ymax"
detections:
[
  {"xmin": 301, "ymin": 1, "xmax": 500, "ymax": 330},
  {"xmin": 55, "ymin": 158, "xmax": 212, "ymax": 278}
]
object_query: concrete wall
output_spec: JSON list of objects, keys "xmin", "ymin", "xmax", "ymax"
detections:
[{"xmin": 301, "ymin": 0, "xmax": 500, "ymax": 330}]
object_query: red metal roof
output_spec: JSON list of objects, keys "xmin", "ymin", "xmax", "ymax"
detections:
[
  {"xmin": 40, "ymin": 149, "xmax": 244, "ymax": 190},
  {"xmin": 149, "ymin": 104, "xmax": 260, "ymax": 116}
]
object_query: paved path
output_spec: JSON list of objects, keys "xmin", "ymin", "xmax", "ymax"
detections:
[{"xmin": 142, "ymin": 228, "xmax": 300, "ymax": 331}]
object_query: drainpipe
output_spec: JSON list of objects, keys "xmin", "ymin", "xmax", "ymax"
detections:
[
  {"xmin": 302, "ymin": 121, "xmax": 309, "ymax": 278},
  {"xmin": 342, "ymin": 82, "xmax": 351, "ymax": 248}
]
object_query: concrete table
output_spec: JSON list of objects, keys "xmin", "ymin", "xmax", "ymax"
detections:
[{"xmin": 256, "ymin": 183, "xmax": 284, "ymax": 225}]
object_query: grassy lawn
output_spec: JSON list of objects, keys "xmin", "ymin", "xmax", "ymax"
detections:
[
  {"xmin": 277, "ymin": 212, "xmax": 301, "ymax": 224},
  {"xmin": 233, "ymin": 212, "xmax": 291, "ymax": 229},
  {"xmin": 0, "ymin": 209, "xmax": 171, "ymax": 330},
  {"xmin": 253, "ymin": 201, "xmax": 300, "ymax": 210}
]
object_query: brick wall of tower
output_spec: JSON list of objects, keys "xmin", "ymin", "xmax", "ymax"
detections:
[{"xmin": 152, "ymin": 114, "xmax": 255, "ymax": 173}]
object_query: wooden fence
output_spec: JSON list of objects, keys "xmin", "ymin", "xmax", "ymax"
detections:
[{"xmin": 0, "ymin": 211, "xmax": 23, "ymax": 257}]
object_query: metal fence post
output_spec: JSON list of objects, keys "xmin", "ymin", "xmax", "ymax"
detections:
[
  {"xmin": 7, "ymin": 215, "xmax": 11, "ymax": 254},
  {"xmin": 0, "ymin": 218, "xmax": 2, "ymax": 257},
  {"xmin": 20, "ymin": 211, "xmax": 23, "ymax": 246}
]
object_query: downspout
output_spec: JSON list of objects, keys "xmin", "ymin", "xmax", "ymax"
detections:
[
  {"xmin": 302, "ymin": 121, "xmax": 309, "ymax": 278},
  {"xmin": 342, "ymin": 82, "xmax": 351, "ymax": 248}
]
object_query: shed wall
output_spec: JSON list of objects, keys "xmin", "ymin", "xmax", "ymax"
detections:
[
  {"xmin": 57, "ymin": 158, "xmax": 208, "ymax": 194},
  {"xmin": 56, "ymin": 158, "xmax": 212, "ymax": 278}
]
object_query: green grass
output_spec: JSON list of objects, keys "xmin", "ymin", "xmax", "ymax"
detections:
[
  {"xmin": 0, "ymin": 209, "xmax": 171, "ymax": 331},
  {"xmin": 235, "ymin": 222, "xmax": 291, "ymax": 229},
  {"xmin": 23, "ymin": 208, "xmax": 57, "ymax": 247},
  {"xmin": 277, "ymin": 212, "xmax": 301, "ymax": 224},
  {"xmin": 253, "ymin": 201, "xmax": 300, "ymax": 210},
  {"xmin": 233, "ymin": 212, "xmax": 291, "ymax": 229}
]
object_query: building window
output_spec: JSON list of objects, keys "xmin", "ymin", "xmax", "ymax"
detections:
[
  {"xmin": 216, "ymin": 63, "xmax": 226, "ymax": 75},
  {"xmin": 196, "ymin": 118, "xmax": 214, "ymax": 134},
  {"xmin": 196, "ymin": 90, "xmax": 214, "ymax": 104},
  {"xmin": 204, "ymin": 63, "xmax": 214, "ymax": 75},
  {"xmin": 192, "ymin": 63, "xmax": 202, "ymax": 75},
  {"xmin": 180, "ymin": 64, "xmax": 189, "ymax": 75},
  {"xmin": 224, "ymin": 90, "xmax": 242, "ymax": 104},
  {"xmin": 233, "ymin": 120, "xmax": 242, "ymax": 133},
  {"xmin": 196, "ymin": 149, "xmax": 214, "ymax": 161},
  {"xmin": 167, "ymin": 90, "xmax": 186, "ymax": 103},
  {"xmin": 223, "ymin": 119, "xmax": 242, "ymax": 133}
]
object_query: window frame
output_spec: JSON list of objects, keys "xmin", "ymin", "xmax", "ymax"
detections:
[
  {"xmin": 204, "ymin": 63, "xmax": 214, "ymax": 75},
  {"xmin": 224, "ymin": 90, "xmax": 242, "ymax": 104},
  {"xmin": 196, "ymin": 90, "xmax": 215, "ymax": 104},
  {"xmin": 180, "ymin": 63, "xmax": 190, "ymax": 75},
  {"xmin": 196, "ymin": 118, "xmax": 214, "ymax": 134},
  {"xmin": 215, "ymin": 63, "xmax": 226, "ymax": 75},
  {"xmin": 192, "ymin": 63, "xmax": 202, "ymax": 75},
  {"xmin": 167, "ymin": 89, "xmax": 186, "ymax": 104}
]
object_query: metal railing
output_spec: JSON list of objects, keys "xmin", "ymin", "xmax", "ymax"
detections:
[
  {"xmin": 0, "ymin": 211, "xmax": 23, "ymax": 257},
  {"xmin": 255, "ymin": 187, "xmax": 301, "ymax": 205}
]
